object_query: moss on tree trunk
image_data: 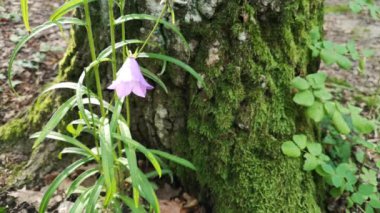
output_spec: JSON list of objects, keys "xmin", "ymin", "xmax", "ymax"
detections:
[
  {"xmin": 132, "ymin": 0, "xmax": 325, "ymax": 212},
  {"xmin": 1, "ymin": 0, "xmax": 325, "ymax": 211},
  {"xmin": 182, "ymin": 1, "xmax": 324, "ymax": 211}
]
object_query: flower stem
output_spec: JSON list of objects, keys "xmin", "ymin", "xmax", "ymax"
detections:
[
  {"xmin": 118, "ymin": 0, "xmax": 131, "ymax": 127},
  {"xmin": 108, "ymin": 0, "xmax": 117, "ymax": 79},
  {"xmin": 126, "ymin": 97, "xmax": 130, "ymax": 126},
  {"xmin": 136, "ymin": 3, "xmax": 167, "ymax": 55},
  {"xmin": 119, "ymin": 0, "xmax": 129, "ymax": 59},
  {"xmin": 83, "ymin": 0, "xmax": 106, "ymax": 117}
]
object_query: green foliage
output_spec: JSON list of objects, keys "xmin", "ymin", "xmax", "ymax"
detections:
[
  {"xmin": 7, "ymin": 18, "xmax": 85, "ymax": 91},
  {"xmin": 308, "ymin": 28, "xmax": 374, "ymax": 72},
  {"xmin": 50, "ymin": 0, "xmax": 97, "ymax": 21},
  {"xmin": 20, "ymin": 0, "xmax": 30, "ymax": 32},
  {"xmin": 283, "ymin": 72, "xmax": 380, "ymax": 212},
  {"xmin": 349, "ymin": 0, "xmax": 380, "ymax": 19},
  {"xmin": 12, "ymin": 0, "xmax": 200, "ymax": 212}
]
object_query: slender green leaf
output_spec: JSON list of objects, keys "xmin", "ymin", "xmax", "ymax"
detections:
[
  {"xmin": 110, "ymin": 99, "xmax": 124, "ymax": 134},
  {"xmin": 21, "ymin": 0, "xmax": 30, "ymax": 32},
  {"xmin": 118, "ymin": 121, "xmax": 162, "ymax": 177},
  {"xmin": 8, "ymin": 18, "xmax": 85, "ymax": 91},
  {"xmin": 66, "ymin": 168, "xmax": 99, "ymax": 196},
  {"xmin": 138, "ymin": 52, "xmax": 204, "ymax": 86},
  {"xmin": 150, "ymin": 149, "xmax": 196, "ymax": 170},
  {"xmin": 31, "ymin": 96, "xmax": 76, "ymax": 149},
  {"xmin": 50, "ymin": 0, "xmax": 96, "ymax": 21},
  {"xmin": 145, "ymin": 169, "xmax": 173, "ymax": 181},
  {"xmin": 39, "ymin": 157, "xmax": 92, "ymax": 213},
  {"xmin": 42, "ymin": 82, "xmax": 83, "ymax": 94},
  {"xmin": 99, "ymin": 120, "xmax": 117, "ymax": 206},
  {"xmin": 70, "ymin": 187, "xmax": 92, "ymax": 213},
  {"xmin": 115, "ymin": 14, "xmax": 190, "ymax": 52},
  {"xmin": 30, "ymin": 131, "xmax": 97, "ymax": 160},
  {"xmin": 76, "ymin": 58, "xmax": 112, "ymax": 127},
  {"xmin": 141, "ymin": 67, "xmax": 168, "ymax": 93},
  {"xmin": 136, "ymin": 170, "xmax": 160, "ymax": 213},
  {"xmin": 59, "ymin": 147, "xmax": 92, "ymax": 159},
  {"xmin": 98, "ymin": 39, "xmax": 144, "ymax": 59},
  {"xmin": 86, "ymin": 176, "xmax": 104, "ymax": 213},
  {"xmin": 117, "ymin": 194, "xmax": 146, "ymax": 213}
]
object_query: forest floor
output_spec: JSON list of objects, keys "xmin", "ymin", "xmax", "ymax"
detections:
[
  {"xmin": 0, "ymin": 0, "xmax": 69, "ymax": 125},
  {"xmin": 323, "ymin": 0, "xmax": 380, "ymax": 159},
  {"xmin": 0, "ymin": 0, "xmax": 379, "ymax": 212}
]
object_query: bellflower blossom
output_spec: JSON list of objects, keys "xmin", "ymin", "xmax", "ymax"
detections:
[{"xmin": 108, "ymin": 57, "xmax": 153, "ymax": 98}]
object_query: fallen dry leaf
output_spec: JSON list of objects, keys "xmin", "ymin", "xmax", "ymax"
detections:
[
  {"xmin": 156, "ymin": 183, "xmax": 181, "ymax": 200},
  {"xmin": 8, "ymin": 187, "xmax": 44, "ymax": 209},
  {"xmin": 159, "ymin": 200, "xmax": 184, "ymax": 213}
]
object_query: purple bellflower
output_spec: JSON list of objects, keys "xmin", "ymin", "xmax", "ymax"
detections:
[{"xmin": 108, "ymin": 57, "xmax": 153, "ymax": 98}]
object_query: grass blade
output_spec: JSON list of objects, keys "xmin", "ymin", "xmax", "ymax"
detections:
[
  {"xmin": 30, "ymin": 131, "xmax": 97, "ymax": 160},
  {"xmin": 115, "ymin": 14, "xmax": 190, "ymax": 52},
  {"xmin": 86, "ymin": 176, "xmax": 105, "ymax": 212},
  {"xmin": 42, "ymin": 82, "xmax": 84, "ymax": 94},
  {"xmin": 121, "ymin": 131, "xmax": 160, "ymax": 212},
  {"xmin": 20, "ymin": 0, "xmax": 30, "ymax": 32},
  {"xmin": 39, "ymin": 157, "xmax": 93, "ymax": 213},
  {"xmin": 31, "ymin": 96, "xmax": 76, "ymax": 149},
  {"xmin": 150, "ymin": 149, "xmax": 196, "ymax": 171},
  {"xmin": 66, "ymin": 168, "xmax": 99, "ymax": 196},
  {"xmin": 59, "ymin": 147, "xmax": 92, "ymax": 159},
  {"xmin": 140, "ymin": 67, "xmax": 168, "ymax": 93},
  {"xmin": 76, "ymin": 58, "xmax": 112, "ymax": 127},
  {"xmin": 69, "ymin": 187, "xmax": 92, "ymax": 213},
  {"xmin": 50, "ymin": 0, "xmax": 96, "ymax": 21},
  {"xmin": 97, "ymin": 39, "xmax": 144, "ymax": 60},
  {"xmin": 138, "ymin": 52, "xmax": 204, "ymax": 86},
  {"xmin": 99, "ymin": 120, "xmax": 117, "ymax": 206},
  {"xmin": 117, "ymin": 194, "xmax": 146, "ymax": 213},
  {"xmin": 8, "ymin": 18, "xmax": 85, "ymax": 91},
  {"xmin": 110, "ymin": 98, "xmax": 124, "ymax": 134},
  {"xmin": 118, "ymin": 121, "xmax": 162, "ymax": 177}
]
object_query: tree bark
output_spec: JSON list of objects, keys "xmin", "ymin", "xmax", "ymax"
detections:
[{"xmin": 0, "ymin": 0, "xmax": 324, "ymax": 212}]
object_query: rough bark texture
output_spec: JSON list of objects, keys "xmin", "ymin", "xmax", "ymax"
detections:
[
  {"xmin": 0, "ymin": 0, "xmax": 325, "ymax": 212},
  {"xmin": 131, "ymin": 0, "xmax": 325, "ymax": 212}
]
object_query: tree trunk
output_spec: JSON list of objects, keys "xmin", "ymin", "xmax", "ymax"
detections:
[
  {"xmin": 1, "ymin": 0, "xmax": 324, "ymax": 212},
  {"xmin": 132, "ymin": 0, "xmax": 325, "ymax": 212}
]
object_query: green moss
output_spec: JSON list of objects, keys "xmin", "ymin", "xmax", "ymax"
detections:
[{"xmin": 175, "ymin": 0, "xmax": 324, "ymax": 212}]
